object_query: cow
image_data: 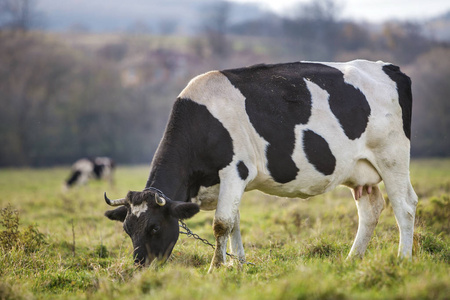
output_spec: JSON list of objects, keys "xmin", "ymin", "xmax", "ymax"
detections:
[
  {"xmin": 104, "ymin": 60, "xmax": 418, "ymax": 272},
  {"xmin": 64, "ymin": 157, "xmax": 115, "ymax": 191}
]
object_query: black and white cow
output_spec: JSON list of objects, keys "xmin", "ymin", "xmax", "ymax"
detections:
[
  {"xmin": 104, "ymin": 60, "xmax": 418, "ymax": 272},
  {"xmin": 64, "ymin": 157, "xmax": 114, "ymax": 190}
]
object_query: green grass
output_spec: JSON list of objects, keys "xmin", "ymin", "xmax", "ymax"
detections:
[{"xmin": 1, "ymin": 159, "xmax": 449, "ymax": 299}]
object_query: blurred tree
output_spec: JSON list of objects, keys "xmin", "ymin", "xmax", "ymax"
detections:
[
  {"xmin": 382, "ymin": 22, "xmax": 432, "ymax": 64},
  {"xmin": 338, "ymin": 22, "xmax": 370, "ymax": 52},
  {"xmin": 159, "ymin": 19, "xmax": 178, "ymax": 35},
  {"xmin": 127, "ymin": 20, "xmax": 151, "ymax": 34},
  {"xmin": 0, "ymin": 32, "xmax": 74, "ymax": 165},
  {"xmin": 0, "ymin": 0, "xmax": 42, "ymax": 31},
  {"xmin": 0, "ymin": 32, "xmax": 155, "ymax": 166},
  {"xmin": 229, "ymin": 13, "xmax": 283, "ymax": 37},
  {"xmin": 97, "ymin": 42, "xmax": 128, "ymax": 62},
  {"xmin": 409, "ymin": 47, "xmax": 450, "ymax": 157},
  {"xmin": 0, "ymin": 2, "xmax": 449, "ymax": 167},
  {"xmin": 202, "ymin": 1, "xmax": 231, "ymax": 62},
  {"xmin": 283, "ymin": 0, "xmax": 342, "ymax": 60}
]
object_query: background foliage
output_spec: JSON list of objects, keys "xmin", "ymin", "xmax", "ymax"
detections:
[{"xmin": 1, "ymin": 0, "xmax": 449, "ymax": 167}]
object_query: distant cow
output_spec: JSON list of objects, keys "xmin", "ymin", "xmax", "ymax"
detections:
[
  {"xmin": 104, "ymin": 60, "xmax": 418, "ymax": 272},
  {"xmin": 64, "ymin": 157, "xmax": 114, "ymax": 190}
]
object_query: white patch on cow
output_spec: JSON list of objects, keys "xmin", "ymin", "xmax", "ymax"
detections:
[
  {"xmin": 179, "ymin": 71, "xmax": 266, "ymax": 181},
  {"xmin": 291, "ymin": 78, "xmax": 349, "ymax": 195},
  {"xmin": 72, "ymin": 158, "xmax": 93, "ymax": 185},
  {"xmin": 131, "ymin": 202, "xmax": 148, "ymax": 218},
  {"xmin": 214, "ymin": 163, "xmax": 246, "ymax": 222},
  {"xmin": 94, "ymin": 157, "xmax": 111, "ymax": 166},
  {"xmin": 73, "ymin": 158, "xmax": 93, "ymax": 173},
  {"xmin": 323, "ymin": 60, "xmax": 411, "ymax": 172},
  {"xmin": 94, "ymin": 157, "xmax": 114, "ymax": 183}
]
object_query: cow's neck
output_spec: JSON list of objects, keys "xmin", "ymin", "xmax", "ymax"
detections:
[
  {"xmin": 144, "ymin": 98, "xmax": 232, "ymax": 202},
  {"xmin": 145, "ymin": 142, "xmax": 192, "ymax": 203}
]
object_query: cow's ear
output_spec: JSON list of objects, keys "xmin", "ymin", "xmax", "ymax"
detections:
[
  {"xmin": 105, "ymin": 206, "xmax": 128, "ymax": 222},
  {"xmin": 169, "ymin": 202, "xmax": 200, "ymax": 220}
]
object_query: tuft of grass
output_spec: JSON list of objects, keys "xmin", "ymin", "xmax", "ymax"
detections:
[
  {"xmin": 414, "ymin": 231, "xmax": 450, "ymax": 262},
  {"xmin": 353, "ymin": 255, "xmax": 406, "ymax": 289},
  {"xmin": 416, "ymin": 195, "xmax": 450, "ymax": 234},
  {"xmin": 0, "ymin": 280, "xmax": 33, "ymax": 300},
  {"xmin": 0, "ymin": 204, "xmax": 46, "ymax": 253},
  {"xmin": 0, "ymin": 204, "xmax": 20, "ymax": 248},
  {"xmin": 301, "ymin": 238, "xmax": 345, "ymax": 259},
  {"xmin": 93, "ymin": 244, "xmax": 109, "ymax": 259}
]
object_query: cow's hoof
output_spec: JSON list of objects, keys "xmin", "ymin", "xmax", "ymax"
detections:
[
  {"xmin": 207, "ymin": 261, "xmax": 224, "ymax": 273},
  {"xmin": 207, "ymin": 265, "xmax": 220, "ymax": 274}
]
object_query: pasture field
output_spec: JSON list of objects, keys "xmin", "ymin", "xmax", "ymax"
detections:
[{"xmin": 0, "ymin": 159, "xmax": 449, "ymax": 299}]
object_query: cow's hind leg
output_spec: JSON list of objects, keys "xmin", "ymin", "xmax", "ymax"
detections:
[
  {"xmin": 374, "ymin": 142, "xmax": 418, "ymax": 258},
  {"xmin": 348, "ymin": 184, "xmax": 385, "ymax": 258},
  {"xmin": 382, "ymin": 174, "xmax": 418, "ymax": 258}
]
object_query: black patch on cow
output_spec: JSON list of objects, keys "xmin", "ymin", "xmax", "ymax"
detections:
[
  {"xmin": 66, "ymin": 170, "xmax": 81, "ymax": 186},
  {"xmin": 303, "ymin": 130, "xmax": 336, "ymax": 176},
  {"xmin": 237, "ymin": 161, "xmax": 249, "ymax": 181},
  {"xmin": 146, "ymin": 98, "xmax": 234, "ymax": 202},
  {"xmin": 93, "ymin": 163, "xmax": 104, "ymax": 179},
  {"xmin": 303, "ymin": 64, "xmax": 371, "ymax": 140},
  {"xmin": 221, "ymin": 62, "xmax": 370, "ymax": 183},
  {"xmin": 221, "ymin": 63, "xmax": 312, "ymax": 183},
  {"xmin": 382, "ymin": 64, "xmax": 413, "ymax": 140}
]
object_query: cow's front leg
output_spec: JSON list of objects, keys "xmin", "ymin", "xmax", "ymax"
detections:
[
  {"xmin": 209, "ymin": 215, "xmax": 233, "ymax": 272},
  {"xmin": 209, "ymin": 210, "xmax": 245, "ymax": 271},
  {"xmin": 208, "ymin": 165, "xmax": 247, "ymax": 273}
]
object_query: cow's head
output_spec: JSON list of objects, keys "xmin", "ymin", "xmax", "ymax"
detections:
[{"xmin": 104, "ymin": 189, "xmax": 200, "ymax": 266}]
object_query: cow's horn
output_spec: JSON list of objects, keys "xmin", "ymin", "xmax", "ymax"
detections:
[
  {"xmin": 155, "ymin": 194, "xmax": 166, "ymax": 206},
  {"xmin": 104, "ymin": 192, "xmax": 127, "ymax": 206}
]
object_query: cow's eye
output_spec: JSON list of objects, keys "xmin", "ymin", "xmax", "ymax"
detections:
[{"xmin": 151, "ymin": 225, "xmax": 160, "ymax": 235}]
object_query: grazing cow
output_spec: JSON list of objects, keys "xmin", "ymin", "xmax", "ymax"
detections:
[
  {"xmin": 104, "ymin": 60, "xmax": 418, "ymax": 272},
  {"xmin": 64, "ymin": 157, "xmax": 114, "ymax": 190}
]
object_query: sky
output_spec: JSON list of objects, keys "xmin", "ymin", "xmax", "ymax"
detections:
[
  {"xmin": 234, "ymin": 0, "xmax": 450, "ymax": 22},
  {"xmin": 33, "ymin": 0, "xmax": 450, "ymax": 33}
]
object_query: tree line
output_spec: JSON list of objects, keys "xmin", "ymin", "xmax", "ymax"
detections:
[{"xmin": 0, "ymin": 0, "xmax": 449, "ymax": 167}]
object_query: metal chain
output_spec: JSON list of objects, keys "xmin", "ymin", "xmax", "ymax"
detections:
[
  {"xmin": 179, "ymin": 220, "xmax": 254, "ymax": 265},
  {"xmin": 179, "ymin": 220, "xmax": 216, "ymax": 250}
]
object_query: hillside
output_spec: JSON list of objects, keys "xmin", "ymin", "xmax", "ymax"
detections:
[
  {"xmin": 424, "ymin": 11, "xmax": 450, "ymax": 41},
  {"xmin": 1, "ymin": 7, "xmax": 450, "ymax": 167}
]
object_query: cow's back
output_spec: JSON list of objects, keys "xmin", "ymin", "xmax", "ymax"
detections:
[{"xmin": 179, "ymin": 60, "xmax": 411, "ymax": 198}]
